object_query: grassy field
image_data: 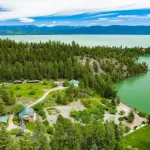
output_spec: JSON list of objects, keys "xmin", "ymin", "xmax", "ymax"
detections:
[
  {"xmin": 26, "ymin": 122, "xmax": 36, "ymax": 131},
  {"xmin": 123, "ymin": 125, "xmax": 150, "ymax": 150},
  {"xmin": 81, "ymin": 95, "xmax": 103, "ymax": 108},
  {"xmin": 5, "ymin": 82, "xmax": 53, "ymax": 100}
]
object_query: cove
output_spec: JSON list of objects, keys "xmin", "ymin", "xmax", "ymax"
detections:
[{"xmin": 116, "ymin": 56, "xmax": 150, "ymax": 114}]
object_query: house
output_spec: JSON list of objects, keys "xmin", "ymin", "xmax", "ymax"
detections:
[
  {"xmin": 19, "ymin": 107, "xmax": 36, "ymax": 121},
  {"xmin": 14, "ymin": 80, "xmax": 22, "ymax": 84},
  {"xmin": 0, "ymin": 115, "xmax": 8, "ymax": 124},
  {"xmin": 69, "ymin": 80, "xmax": 79, "ymax": 87}
]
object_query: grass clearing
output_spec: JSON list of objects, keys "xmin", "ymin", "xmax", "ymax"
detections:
[
  {"xmin": 5, "ymin": 82, "xmax": 53, "ymax": 100},
  {"xmin": 81, "ymin": 95, "xmax": 102, "ymax": 108},
  {"xmin": 123, "ymin": 125, "xmax": 150, "ymax": 150},
  {"xmin": 26, "ymin": 122, "xmax": 36, "ymax": 131},
  {"xmin": 42, "ymin": 90, "xmax": 66, "ymax": 108}
]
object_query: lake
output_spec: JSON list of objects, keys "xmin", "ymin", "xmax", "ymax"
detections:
[
  {"xmin": 116, "ymin": 56, "xmax": 150, "ymax": 114},
  {"xmin": 1, "ymin": 35, "xmax": 150, "ymax": 113},
  {"xmin": 0, "ymin": 35, "xmax": 150, "ymax": 47}
]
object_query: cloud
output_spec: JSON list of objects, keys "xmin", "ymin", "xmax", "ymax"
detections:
[
  {"xmin": 18, "ymin": 17, "xmax": 34, "ymax": 23},
  {"xmin": 52, "ymin": 21, "xmax": 56, "ymax": 24},
  {"xmin": 118, "ymin": 14, "xmax": 150, "ymax": 19},
  {"xmin": 109, "ymin": 19, "xmax": 122, "ymax": 22},
  {"xmin": 0, "ymin": 0, "xmax": 150, "ymax": 21},
  {"xmin": 99, "ymin": 18, "xmax": 109, "ymax": 21},
  {"xmin": 84, "ymin": 13, "xmax": 117, "ymax": 18}
]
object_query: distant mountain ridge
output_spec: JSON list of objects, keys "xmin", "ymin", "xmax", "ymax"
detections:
[{"xmin": 0, "ymin": 25, "xmax": 150, "ymax": 35}]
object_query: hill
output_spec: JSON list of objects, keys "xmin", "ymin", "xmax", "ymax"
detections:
[{"xmin": 0, "ymin": 25, "xmax": 150, "ymax": 35}]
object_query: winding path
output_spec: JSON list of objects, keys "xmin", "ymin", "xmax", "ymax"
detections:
[
  {"xmin": 28, "ymin": 86, "xmax": 67, "ymax": 108},
  {"xmin": 7, "ymin": 85, "xmax": 67, "ymax": 131}
]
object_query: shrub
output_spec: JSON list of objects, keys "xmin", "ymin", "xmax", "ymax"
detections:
[
  {"xmin": 142, "ymin": 121, "xmax": 146, "ymax": 124},
  {"xmin": 15, "ymin": 86, "xmax": 21, "ymax": 90},
  {"xmin": 70, "ymin": 110, "xmax": 80, "ymax": 120},
  {"xmin": 119, "ymin": 110, "xmax": 125, "ymax": 115},
  {"xmin": 29, "ymin": 90, "xmax": 36, "ymax": 95},
  {"xmin": 63, "ymin": 80, "xmax": 69, "ymax": 87},
  {"xmin": 108, "ymin": 107, "xmax": 117, "ymax": 115},
  {"xmin": 13, "ymin": 115, "xmax": 20, "ymax": 125},
  {"xmin": 43, "ymin": 120, "xmax": 49, "ymax": 126},
  {"xmin": 13, "ymin": 104, "xmax": 24, "ymax": 114},
  {"xmin": 124, "ymin": 126, "xmax": 130, "ymax": 133},
  {"xmin": 127, "ymin": 110, "xmax": 135, "ymax": 123},
  {"xmin": 138, "ymin": 112, "xmax": 147, "ymax": 118},
  {"xmin": 118, "ymin": 117, "xmax": 124, "ymax": 121},
  {"xmin": 9, "ymin": 129, "xmax": 21, "ymax": 135},
  {"xmin": 123, "ymin": 116, "xmax": 128, "ymax": 120},
  {"xmin": 34, "ymin": 103, "xmax": 46, "ymax": 119},
  {"xmin": 134, "ymin": 126, "xmax": 138, "ymax": 130},
  {"xmin": 47, "ymin": 126, "xmax": 53, "ymax": 134},
  {"xmin": 43, "ymin": 80, "xmax": 49, "ymax": 85}
]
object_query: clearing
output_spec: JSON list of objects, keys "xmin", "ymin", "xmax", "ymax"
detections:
[
  {"xmin": 123, "ymin": 125, "xmax": 150, "ymax": 150},
  {"xmin": 45, "ymin": 100, "xmax": 85, "ymax": 124},
  {"xmin": 5, "ymin": 82, "xmax": 53, "ymax": 105}
]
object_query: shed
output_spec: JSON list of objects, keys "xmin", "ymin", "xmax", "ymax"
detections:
[
  {"xmin": 69, "ymin": 79, "xmax": 79, "ymax": 87},
  {"xmin": 0, "ymin": 115, "xmax": 8, "ymax": 123},
  {"xmin": 14, "ymin": 80, "xmax": 22, "ymax": 84}
]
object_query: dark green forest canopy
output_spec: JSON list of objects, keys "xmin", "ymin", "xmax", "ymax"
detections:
[{"xmin": 0, "ymin": 39, "xmax": 148, "ymax": 98}]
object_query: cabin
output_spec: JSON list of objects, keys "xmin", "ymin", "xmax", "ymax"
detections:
[
  {"xmin": 69, "ymin": 79, "xmax": 79, "ymax": 87},
  {"xmin": 28, "ymin": 80, "xmax": 40, "ymax": 83},
  {"xmin": 19, "ymin": 107, "xmax": 36, "ymax": 122},
  {"xmin": 14, "ymin": 80, "xmax": 22, "ymax": 84},
  {"xmin": 0, "ymin": 115, "xmax": 8, "ymax": 124}
]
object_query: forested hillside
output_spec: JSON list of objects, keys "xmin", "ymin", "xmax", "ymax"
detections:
[
  {"xmin": 0, "ymin": 39, "xmax": 148, "ymax": 98},
  {"xmin": 0, "ymin": 39, "xmax": 149, "ymax": 150}
]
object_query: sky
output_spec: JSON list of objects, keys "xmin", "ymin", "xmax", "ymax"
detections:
[{"xmin": 0, "ymin": 0, "xmax": 150, "ymax": 26}]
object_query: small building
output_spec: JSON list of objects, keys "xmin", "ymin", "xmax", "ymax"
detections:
[
  {"xmin": 14, "ymin": 80, "xmax": 22, "ymax": 84},
  {"xmin": 0, "ymin": 115, "xmax": 8, "ymax": 124},
  {"xmin": 19, "ymin": 107, "xmax": 35, "ymax": 122},
  {"xmin": 69, "ymin": 79, "xmax": 79, "ymax": 87},
  {"xmin": 28, "ymin": 80, "xmax": 40, "ymax": 83}
]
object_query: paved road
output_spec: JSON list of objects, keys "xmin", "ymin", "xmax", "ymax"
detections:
[{"xmin": 28, "ymin": 86, "xmax": 67, "ymax": 108}]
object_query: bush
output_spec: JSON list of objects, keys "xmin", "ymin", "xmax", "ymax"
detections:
[
  {"xmin": 134, "ymin": 126, "xmax": 138, "ymax": 130},
  {"xmin": 13, "ymin": 115, "xmax": 20, "ymax": 125},
  {"xmin": 9, "ymin": 129, "xmax": 21, "ymax": 135},
  {"xmin": 42, "ymin": 80, "xmax": 49, "ymax": 85},
  {"xmin": 34, "ymin": 103, "xmax": 46, "ymax": 119},
  {"xmin": 142, "ymin": 121, "xmax": 146, "ymax": 124},
  {"xmin": 63, "ymin": 80, "xmax": 69, "ymax": 87},
  {"xmin": 13, "ymin": 104, "xmax": 24, "ymax": 114},
  {"xmin": 119, "ymin": 111, "xmax": 125, "ymax": 115},
  {"xmin": 70, "ymin": 110, "xmax": 80, "ymax": 120},
  {"xmin": 43, "ymin": 120, "xmax": 49, "ymax": 126},
  {"xmin": 47, "ymin": 126, "xmax": 53, "ymax": 134},
  {"xmin": 123, "ymin": 116, "xmax": 128, "ymax": 120},
  {"xmin": 118, "ymin": 117, "xmax": 124, "ymax": 121},
  {"xmin": 108, "ymin": 107, "xmax": 117, "ymax": 115},
  {"xmin": 138, "ymin": 112, "xmax": 147, "ymax": 118},
  {"xmin": 29, "ymin": 90, "xmax": 36, "ymax": 95},
  {"xmin": 124, "ymin": 126, "xmax": 130, "ymax": 133},
  {"xmin": 15, "ymin": 86, "xmax": 21, "ymax": 90}
]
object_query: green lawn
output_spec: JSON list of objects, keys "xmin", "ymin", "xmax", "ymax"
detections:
[
  {"xmin": 5, "ymin": 82, "xmax": 53, "ymax": 100},
  {"xmin": 81, "ymin": 95, "xmax": 103, "ymax": 108},
  {"xmin": 123, "ymin": 125, "xmax": 150, "ymax": 150},
  {"xmin": 26, "ymin": 122, "xmax": 36, "ymax": 131}
]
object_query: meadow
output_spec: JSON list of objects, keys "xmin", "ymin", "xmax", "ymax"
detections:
[
  {"xmin": 123, "ymin": 125, "xmax": 150, "ymax": 150},
  {"xmin": 5, "ymin": 81, "xmax": 53, "ymax": 100}
]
